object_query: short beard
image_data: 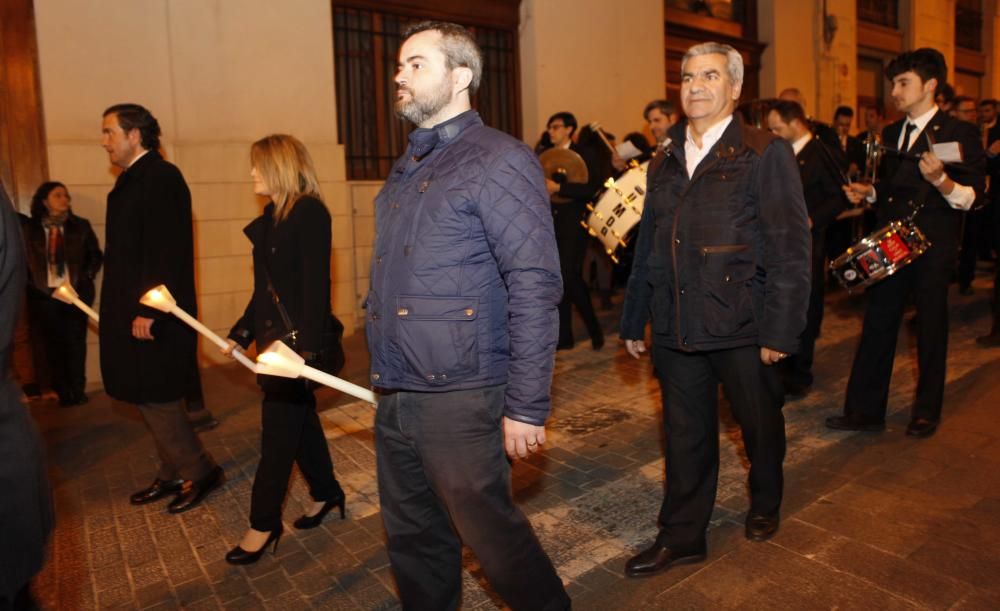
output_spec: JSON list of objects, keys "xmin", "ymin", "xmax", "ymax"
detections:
[{"xmin": 395, "ymin": 78, "xmax": 453, "ymax": 126}]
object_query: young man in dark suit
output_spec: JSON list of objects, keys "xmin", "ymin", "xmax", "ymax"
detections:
[
  {"xmin": 99, "ymin": 104, "xmax": 223, "ymax": 512},
  {"xmin": 767, "ymin": 100, "xmax": 850, "ymax": 397},
  {"xmin": 828, "ymin": 49, "xmax": 986, "ymax": 438}
]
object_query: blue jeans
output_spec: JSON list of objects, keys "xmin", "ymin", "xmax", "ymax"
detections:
[{"xmin": 375, "ymin": 385, "xmax": 569, "ymax": 611}]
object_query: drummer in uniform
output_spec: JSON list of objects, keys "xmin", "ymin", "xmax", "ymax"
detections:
[
  {"xmin": 767, "ymin": 100, "xmax": 850, "ymax": 398},
  {"xmin": 544, "ymin": 112, "xmax": 609, "ymax": 350},
  {"xmin": 828, "ymin": 48, "xmax": 985, "ymax": 438}
]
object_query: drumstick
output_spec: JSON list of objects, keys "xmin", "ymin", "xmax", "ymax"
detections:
[{"xmin": 588, "ymin": 122, "xmax": 619, "ymax": 157}]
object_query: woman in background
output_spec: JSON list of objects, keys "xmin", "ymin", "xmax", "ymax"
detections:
[
  {"xmin": 223, "ymin": 134, "xmax": 345, "ymax": 564},
  {"xmin": 23, "ymin": 181, "xmax": 102, "ymax": 406}
]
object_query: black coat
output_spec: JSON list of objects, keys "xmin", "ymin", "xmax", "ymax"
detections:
[
  {"xmin": 22, "ymin": 212, "xmax": 103, "ymax": 303},
  {"xmin": 875, "ymin": 110, "xmax": 986, "ymax": 249},
  {"xmin": 0, "ymin": 186, "xmax": 54, "ymax": 600},
  {"xmin": 797, "ymin": 138, "xmax": 850, "ymax": 233},
  {"xmin": 229, "ymin": 197, "xmax": 331, "ymax": 392},
  {"xmin": 621, "ymin": 116, "xmax": 812, "ymax": 354},
  {"xmin": 99, "ymin": 152, "xmax": 198, "ymax": 404}
]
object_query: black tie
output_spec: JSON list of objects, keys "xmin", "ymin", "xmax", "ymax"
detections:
[{"xmin": 900, "ymin": 122, "xmax": 917, "ymax": 152}]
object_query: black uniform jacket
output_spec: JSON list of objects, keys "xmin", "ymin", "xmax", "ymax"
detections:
[
  {"xmin": 620, "ymin": 115, "xmax": 812, "ymax": 354},
  {"xmin": 875, "ymin": 110, "xmax": 985, "ymax": 249},
  {"xmin": 99, "ymin": 151, "xmax": 199, "ymax": 404},
  {"xmin": 22, "ymin": 212, "xmax": 103, "ymax": 303},
  {"xmin": 229, "ymin": 197, "xmax": 331, "ymax": 391},
  {"xmin": 797, "ymin": 138, "xmax": 850, "ymax": 233}
]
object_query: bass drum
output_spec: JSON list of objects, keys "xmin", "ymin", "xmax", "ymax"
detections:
[{"xmin": 581, "ymin": 161, "xmax": 649, "ymax": 263}]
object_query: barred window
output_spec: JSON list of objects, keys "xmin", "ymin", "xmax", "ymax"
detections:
[
  {"xmin": 857, "ymin": 0, "xmax": 899, "ymax": 29},
  {"xmin": 333, "ymin": 3, "xmax": 520, "ymax": 180},
  {"xmin": 956, "ymin": 0, "xmax": 983, "ymax": 52}
]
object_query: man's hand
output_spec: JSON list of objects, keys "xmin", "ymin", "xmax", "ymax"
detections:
[
  {"xmin": 989, "ymin": 140, "xmax": 1000, "ymax": 156},
  {"xmin": 625, "ymin": 339, "xmax": 647, "ymax": 359},
  {"xmin": 132, "ymin": 316, "xmax": 155, "ymax": 340},
  {"xmin": 918, "ymin": 151, "xmax": 946, "ymax": 186},
  {"xmin": 611, "ymin": 152, "xmax": 627, "ymax": 172},
  {"xmin": 545, "ymin": 178, "xmax": 560, "ymax": 195},
  {"xmin": 503, "ymin": 417, "xmax": 546, "ymax": 459},
  {"xmin": 842, "ymin": 182, "xmax": 874, "ymax": 205},
  {"xmin": 222, "ymin": 338, "xmax": 238, "ymax": 358},
  {"xmin": 760, "ymin": 347, "xmax": 788, "ymax": 365}
]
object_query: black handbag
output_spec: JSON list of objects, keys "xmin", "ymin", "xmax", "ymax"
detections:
[{"xmin": 261, "ymin": 267, "xmax": 346, "ymax": 377}]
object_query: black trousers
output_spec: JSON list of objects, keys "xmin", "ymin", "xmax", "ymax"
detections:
[
  {"xmin": 554, "ymin": 208, "xmax": 601, "ymax": 347},
  {"xmin": 30, "ymin": 296, "xmax": 88, "ymax": 400},
  {"xmin": 250, "ymin": 386, "xmax": 339, "ymax": 532},
  {"xmin": 375, "ymin": 385, "xmax": 569, "ymax": 611},
  {"xmin": 844, "ymin": 239, "xmax": 954, "ymax": 421},
  {"xmin": 651, "ymin": 344, "xmax": 786, "ymax": 547},
  {"xmin": 136, "ymin": 399, "xmax": 216, "ymax": 482},
  {"xmin": 991, "ymin": 201, "xmax": 1000, "ymax": 327},
  {"xmin": 958, "ymin": 207, "xmax": 988, "ymax": 289},
  {"xmin": 785, "ymin": 231, "xmax": 828, "ymax": 386}
]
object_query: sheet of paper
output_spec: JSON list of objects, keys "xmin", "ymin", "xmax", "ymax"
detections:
[
  {"xmin": 931, "ymin": 141, "xmax": 963, "ymax": 163},
  {"xmin": 615, "ymin": 140, "xmax": 642, "ymax": 160}
]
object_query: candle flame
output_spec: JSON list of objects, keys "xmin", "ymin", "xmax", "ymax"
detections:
[{"xmin": 258, "ymin": 352, "xmax": 281, "ymax": 365}]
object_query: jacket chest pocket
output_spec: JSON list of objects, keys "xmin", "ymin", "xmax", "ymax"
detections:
[
  {"xmin": 395, "ymin": 295, "xmax": 480, "ymax": 384},
  {"xmin": 700, "ymin": 245, "xmax": 757, "ymax": 337}
]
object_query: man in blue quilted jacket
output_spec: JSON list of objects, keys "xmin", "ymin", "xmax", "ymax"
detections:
[{"xmin": 366, "ymin": 21, "xmax": 570, "ymax": 611}]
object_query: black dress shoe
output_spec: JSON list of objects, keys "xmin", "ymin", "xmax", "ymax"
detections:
[
  {"xmin": 556, "ymin": 340, "xmax": 574, "ymax": 351},
  {"xmin": 225, "ymin": 524, "xmax": 283, "ymax": 565},
  {"xmin": 745, "ymin": 512, "xmax": 780, "ymax": 542},
  {"xmin": 130, "ymin": 478, "xmax": 184, "ymax": 505},
  {"xmin": 784, "ymin": 381, "xmax": 811, "ymax": 400},
  {"xmin": 905, "ymin": 417, "xmax": 939, "ymax": 438},
  {"xmin": 167, "ymin": 466, "xmax": 224, "ymax": 514},
  {"xmin": 825, "ymin": 414, "xmax": 886, "ymax": 432},
  {"xmin": 293, "ymin": 491, "xmax": 347, "ymax": 529},
  {"xmin": 624, "ymin": 539, "xmax": 706, "ymax": 578}
]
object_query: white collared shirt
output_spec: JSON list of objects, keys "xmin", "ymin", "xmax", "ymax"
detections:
[
  {"xmin": 685, "ymin": 115, "xmax": 733, "ymax": 178},
  {"xmin": 867, "ymin": 106, "xmax": 976, "ymax": 210},
  {"xmin": 792, "ymin": 132, "xmax": 813, "ymax": 156}
]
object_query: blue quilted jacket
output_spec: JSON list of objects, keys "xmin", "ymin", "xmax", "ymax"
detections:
[{"xmin": 365, "ymin": 111, "xmax": 563, "ymax": 425}]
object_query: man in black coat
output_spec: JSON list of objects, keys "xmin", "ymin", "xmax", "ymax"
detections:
[
  {"xmin": 620, "ymin": 43, "xmax": 811, "ymax": 577},
  {"xmin": 829, "ymin": 49, "xmax": 986, "ymax": 438},
  {"xmin": 99, "ymin": 103, "xmax": 222, "ymax": 513},
  {"xmin": 767, "ymin": 100, "xmax": 850, "ymax": 397},
  {"xmin": 1, "ymin": 183, "xmax": 54, "ymax": 611}
]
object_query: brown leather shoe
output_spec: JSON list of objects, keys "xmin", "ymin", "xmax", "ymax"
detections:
[
  {"xmin": 167, "ymin": 466, "xmax": 224, "ymax": 514},
  {"xmin": 130, "ymin": 478, "xmax": 184, "ymax": 505},
  {"xmin": 624, "ymin": 538, "xmax": 706, "ymax": 578}
]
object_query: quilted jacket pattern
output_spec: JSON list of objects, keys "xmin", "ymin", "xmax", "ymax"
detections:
[{"xmin": 366, "ymin": 111, "xmax": 563, "ymax": 425}]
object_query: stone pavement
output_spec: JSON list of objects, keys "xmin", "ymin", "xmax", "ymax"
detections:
[{"xmin": 26, "ymin": 272, "xmax": 1000, "ymax": 610}]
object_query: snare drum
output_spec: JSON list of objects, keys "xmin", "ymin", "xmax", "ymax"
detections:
[
  {"xmin": 829, "ymin": 219, "xmax": 931, "ymax": 291},
  {"xmin": 581, "ymin": 161, "xmax": 649, "ymax": 262}
]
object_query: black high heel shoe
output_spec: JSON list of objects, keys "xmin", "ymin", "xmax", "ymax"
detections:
[
  {"xmin": 225, "ymin": 524, "xmax": 283, "ymax": 565},
  {"xmin": 293, "ymin": 491, "xmax": 346, "ymax": 529}
]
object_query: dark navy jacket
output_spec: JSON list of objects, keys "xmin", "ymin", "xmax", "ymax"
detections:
[
  {"xmin": 366, "ymin": 111, "xmax": 563, "ymax": 425},
  {"xmin": 620, "ymin": 116, "xmax": 811, "ymax": 354}
]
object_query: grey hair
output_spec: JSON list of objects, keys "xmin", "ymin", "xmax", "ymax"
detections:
[{"xmin": 681, "ymin": 42, "xmax": 744, "ymax": 86}]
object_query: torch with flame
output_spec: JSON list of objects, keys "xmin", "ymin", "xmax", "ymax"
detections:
[
  {"xmin": 140, "ymin": 285, "xmax": 257, "ymax": 373},
  {"xmin": 257, "ymin": 340, "xmax": 376, "ymax": 404}
]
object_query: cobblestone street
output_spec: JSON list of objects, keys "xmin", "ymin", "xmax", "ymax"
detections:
[{"xmin": 27, "ymin": 274, "xmax": 1000, "ymax": 610}]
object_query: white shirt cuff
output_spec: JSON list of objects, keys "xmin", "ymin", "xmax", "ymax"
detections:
[
  {"xmin": 943, "ymin": 182, "xmax": 975, "ymax": 211},
  {"xmin": 865, "ymin": 187, "xmax": 877, "ymax": 204}
]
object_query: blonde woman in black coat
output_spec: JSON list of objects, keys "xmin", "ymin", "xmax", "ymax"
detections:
[{"xmin": 223, "ymin": 134, "xmax": 344, "ymax": 564}]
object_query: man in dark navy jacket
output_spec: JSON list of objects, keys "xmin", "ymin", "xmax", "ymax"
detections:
[
  {"xmin": 829, "ymin": 49, "xmax": 985, "ymax": 438},
  {"xmin": 366, "ymin": 21, "xmax": 569, "ymax": 611},
  {"xmin": 620, "ymin": 42, "xmax": 811, "ymax": 578}
]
